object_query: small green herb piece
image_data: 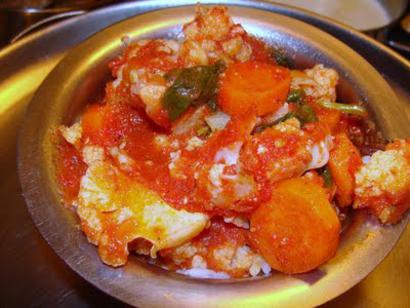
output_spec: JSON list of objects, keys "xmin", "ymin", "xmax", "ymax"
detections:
[
  {"xmin": 317, "ymin": 99, "xmax": 367, "ymax": 116},
  {"xmin": 272, "ymin": 112, "xmax": 295, "ymax": 125},
  {"xmin": 294, "ymin": 103, "xmax": 317, "ymax": 125},
  {"xmin": 320, "ymin": 166, "xmax": 333, "ymax": 187},
  {"xmin": 253, "ymin": 113, "xmax": 295, "ymax": 134},
  {"xmin": 163, "ymin": 61, "xmax": 225, "ymax": 121},
  {"xmin": 287, "ymin": 89, "xmax": 305, "ymax": 103},
  {"xmin": 197, "ymin": 125, "xmax": 211, "ymax": 137}
]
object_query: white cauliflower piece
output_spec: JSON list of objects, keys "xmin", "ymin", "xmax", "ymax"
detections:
[
  {"xmin": 59, "ymin": 121, "xmax": 82, "ymax": 145},
  {"xmin": 274, "ymin": 117, "xmax": 301, "ymax": 133},
  {"xmin": 183, "ymin": 6, "xmax": 233, "ymax": 41},
  {"xmin": 77, "ymin": 160, "xmax": 209, "ymax": 266},
  {"xmin": 182, "ymin": 6, "xmax": 252, "ymax": 64},
  {"xmin": 109, "ymin": 147, "xmax": 135, "ymax": 171},
  {"xmin": 291, "ymin": 64, "xmax": 339, "ymax": 101},
  {"xmin": 355, "ymin": 149, "xmax": 410, "ymax": 199},
  {"xmin": 180, "ymin": 40, "xmax": 209, "ymax": 66},
  {"xmin": 186, "ymin": 136, "xmax": 204, "ymax": 151},
  {"xmin": 82, "ymin": 145, "xmax": 104, "ymax": 165},
  {"xmin": 139, "ymin": 84, "xmax": 167, "ymax": 114},
  {"xmin": 354, "ymin": 140, "xmax": 410, "ymax": 224}
]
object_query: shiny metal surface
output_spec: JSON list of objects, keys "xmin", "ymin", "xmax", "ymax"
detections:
[
  {"xmin": 9, "ymin": 10, "xmax": 85, "ymax": 43},
  {"xmin": 18, "ymin": 3, "xmax": 409, "ymax": 307},
  {"xmin": 1, "ymin": 0, "xmax": 409, "ymax": 306}
]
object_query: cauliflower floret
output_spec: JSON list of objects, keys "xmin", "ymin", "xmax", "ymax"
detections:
[
  {"xmin": 242, "ymin": 118, "xmax": 332, "ymax": 184},
  {"xmin": 181, "ymin": 6, "xmax": 252, "ymax": 65},
  {"xmin": 199, "ymin": 161, "xmax": 257, "ymax": 211},
  {"xmin": 191, "ymin": 255, "xmax": 207, "ymax": 269},
  {"xmin": 183, "ymin": 6, "xmax": 233, "ymax": 41},
  {"xmin": 186, "ymin": 136, "xmax": 204, "ymax": 151},
  {"xmin": 109, "ymin": 146, "xmax": 135, "ymax": 171},
  {"xmin": 161, "ymin": 220, "xmax": 270, "ymax": 278},
  {"xmin": 355, "ymin": 150, "xmax": 409, "ymax": 197},
  {"xmin": 77, "ymin": 160, "xmax": 209, "ymax": 266},
  {"xmin": 180, "ymin": 40, "xmax": 209, "ymax": 66},
  {"xmin": 214, "ymin": 141, "xmax": 242, "ymax": 165},
  {"xmin": 274, "ymin": 117, "xmax": 301, "ymax": 133},
  {"xmin": 222, "ymin": 36, "xmax": 252, "ymax": 62},
  {"xmin": 82, "ymin": 145, "xmax": 104, "ymax": 165},
  {"xmin": 354, "ymin": 139, "xmax": 410, "ymax": 223},
  {"xmin": 59, "ymin": 121, "xmax": 82, "ymax": 145},
  {"xmin": 139, "ymin": 84, "xmax": 167, "ymax": 114},
  {"xmin": 241, "ymin": 119, "xmax": 312, "ymax": 183},
  {"xmin": 291, "ymin": 64, "xmax": 339, "ymax": 101}
]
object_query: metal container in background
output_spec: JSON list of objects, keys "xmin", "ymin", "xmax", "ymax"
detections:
[
  {"xmin": 0, "ymin": 0, "xmax": 408, "ymax": 46},
  {"xmin": 0, "ymin": 0, "xmax": 116, "ymax": 46},
  {"xmin": 272, "ymin": 0, "xmax": 408, "ymax": 32},
  {"xmin": 271, "ymin": 0, "xmax": 410, "ymax": 56}
]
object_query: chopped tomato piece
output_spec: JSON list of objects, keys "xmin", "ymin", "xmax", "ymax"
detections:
[
  {"xmin": 328, "ymin": 133, "xmax": 362, "ymax": 207},
  {"xmin": 249, "ymin": 178, "xmax": 340, "ymax": 274},
  {"xmin": 218, "ymin": 61, "xmax": 291, "ymax": 116}
]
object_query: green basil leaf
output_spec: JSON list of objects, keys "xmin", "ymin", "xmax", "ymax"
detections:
[
  {"xmin": 163, "ymin": 61, "xmax": 224, "ymax": 121},
  {"xmin": 287, "ymin": 88, "xmax": 305, "ymax": 103},
  {"xmin": 272, "ymin": 112, "xmax": 295, "ymax": 125},
  {"xmin": 294, "ymin": 103, "xmax": 317, "ymax": 126}
]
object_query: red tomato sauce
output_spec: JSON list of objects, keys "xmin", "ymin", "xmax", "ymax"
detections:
[{"xmin": 55, "ymin": 139, "xmax": 87, "ymax": 204}]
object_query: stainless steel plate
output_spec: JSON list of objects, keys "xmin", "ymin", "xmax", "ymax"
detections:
[{"xmin": 12, "ymin": 2, "xmax": 410, "ymax": 307}]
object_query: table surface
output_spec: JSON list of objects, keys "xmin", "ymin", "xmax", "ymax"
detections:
[{"xmin": 0, "ymin": 1, "xmax": 409, "ymax": 307}]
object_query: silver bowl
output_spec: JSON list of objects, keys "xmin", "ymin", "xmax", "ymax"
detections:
[{"xmin": 18, "ymin": 5, "xmax": 409, "ymax": 307}]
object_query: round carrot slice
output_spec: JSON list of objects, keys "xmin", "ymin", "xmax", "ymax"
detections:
[
  {"xmin": 218, "ymin": 61, "xmax": 291, "ymax": 117},
  {"xmin": 249, "ymin": 177, "xmax": 340, "ymax": 274}
]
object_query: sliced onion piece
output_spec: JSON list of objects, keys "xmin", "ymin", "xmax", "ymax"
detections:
[
  {"xmin": 306, "ymin": 135, "xmax": 333, "ymax": 170},
  {"xmin": 205, "ymin": 111, "xmax": 231, "ymax": 132}
]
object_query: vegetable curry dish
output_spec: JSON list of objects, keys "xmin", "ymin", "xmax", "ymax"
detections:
[{"xmin": 55, "ymin": 6, "xmax": 410, "ymax": 278}]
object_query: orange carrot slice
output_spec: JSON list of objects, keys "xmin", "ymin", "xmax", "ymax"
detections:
[
  {"xmin": 249, "ymin": 178, "xmax": 340, "ymax": 274},
  {"xmin": 218, "ymin": 61, "xmax": 291, "ymax": 117}
]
